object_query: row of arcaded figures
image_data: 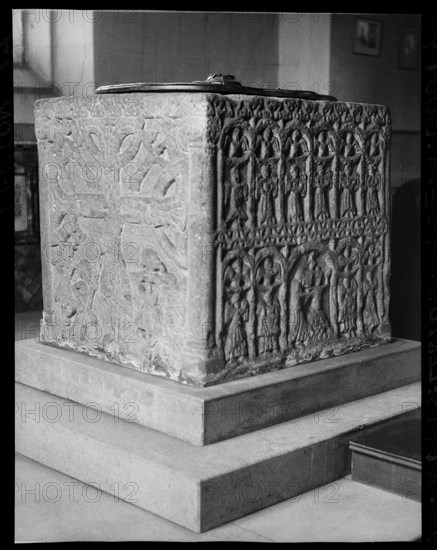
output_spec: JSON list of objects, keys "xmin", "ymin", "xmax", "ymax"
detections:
[
  {"xmin": 223, "ymin": 158, "xmax": 382, "ymax": 228},
  {"xmin": 222, "ymin": 127, "xmax": 383, "ymax": 162},
  {"xmin": 221, "ymin": 245, "xmax": 382, "ymax": 362}
]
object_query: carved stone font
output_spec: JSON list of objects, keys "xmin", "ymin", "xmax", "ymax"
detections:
[{"xmin": 35, "ymin": 92, "xmax": 391, "ymax": 386}]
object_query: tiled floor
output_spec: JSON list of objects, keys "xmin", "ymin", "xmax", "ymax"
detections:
[{"xmin": 15, "ymin": 453, "xmax": 421, "ymax": 542}]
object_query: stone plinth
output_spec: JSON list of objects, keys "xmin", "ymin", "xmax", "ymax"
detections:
[
  {"xmin": 16, "ymin": 381, "xmax": 420, "ymax": 532},
  {"xmin": 15, "ymin": 338, "xmax": 420, "ymax": 445},
  {"xmin": 35, "ymin": 93, "xmax": 391, "ymax": 386}
]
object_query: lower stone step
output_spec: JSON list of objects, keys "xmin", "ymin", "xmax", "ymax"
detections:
[
  {"xmin": 350, "ymin": 418, "xmax": 421, "ymax": 502},
  {"xmin": 15, "ymin": 454, "xmax": 421, "ymax": 542},
  {"xmin": 15, "ymin": 380, "xmax": 420, "ymax": 532}
]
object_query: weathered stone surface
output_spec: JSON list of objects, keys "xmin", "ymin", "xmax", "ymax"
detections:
[{"xmin": 35, "ymin": 93, "xmax": 391, "ymax": 386}]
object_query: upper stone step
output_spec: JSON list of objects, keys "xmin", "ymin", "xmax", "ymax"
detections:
[{"xmin": 15, "ymin": 338, "xmax": 421, "ymax": 445}]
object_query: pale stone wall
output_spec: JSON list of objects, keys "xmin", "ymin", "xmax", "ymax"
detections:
[{"xmin": 94, "ymin": 11, "xmax": 279, "ymax": 89}]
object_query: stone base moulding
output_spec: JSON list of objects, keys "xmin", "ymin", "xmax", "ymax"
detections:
[
  {"xmin": 15, "ymin": 381, "xmax": 421, "ymax": 532},
  {"xmin": 15, "ymin": 339, "xmax": 421, "ymax": 445}
]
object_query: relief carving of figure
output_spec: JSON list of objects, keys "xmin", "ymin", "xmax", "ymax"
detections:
[
  {"xmin": 285, "ymin": 129, "xmax": 308, "ymax": 159},
  {"xmin": 224, "ymin": 292, "xmax": 250, "ymax": 360},
  {"xmin": 133, "ymin": 248, "xmax": 176, "ymax": 341},
  {"xmin": 285, "ymin": 163, "xmax": 307, "ymax": 222},
  {"xmin": 338, "ymin": 276, "xmax": 358, "ymax": 337},
  {"xmin": 225, "ymin": 127, "xmax": 249, "ymax": 159},
  {"xmin": 56, "ymin": 213, "xmax": 87, "ymax": 265},
  {"xmin": 362, "ymin": 274, "xmax": 378, "ymax": 334},
  {"xmin": 225, "ymin": 166, "xmax": 249, "ymax": 225},
  {"xmin": 365, "ymin": 163, "xmax": 381, "ymax": 216},
  {"xmin": 337, "ymin": 245, "xmax": 359, "ymax": 337},
  {"xmin": 340, "ymin": 132, "xmax": 360, "ymax": 159},
  {"xmin": 362, "ymin": 243, "xmax": 382, "ymax": 333},
  {"xmin": 256, "ymin": 257, "xmax": 282, "ymax": 354},
  {"xmin": 54, "ymin": 278, "xmax": 80, "ymax": 341},
  {"xmin": 338, "ymin": 163, "xmax": 360, "ymax": 218},
  {"xmin": 259, "ymin": 292, "xmax": 281, "ymax": 354},
  {"xmin": 314, "ymin": 163, "xmax": 333, "ymax": 220},
  {"xmin": 315, "ymin": 131, "xmax": 334, "ymax": 158},
  {"xmin": 53, "ymin": 213, "xmax": 93, "ymax": 340},
  {"xmin": 223, "ymin": 257, "xmax": 251, "ymax": 361},
  {"xmin": 288, "ymin": 276, "xmax": 308, "ymax": 347},
  {"xmin": 58, "ymin": 265, "xmax": 100, "ymax": 344},
  {"xmin": 301, "ymin": 252, "xmax": 331, "ymax": 341},
  {"xmin": 255, "ymin": 126, "xmax": 280, "ymax": 160},
  {"xmin": 256, "ymin": 163, "xmax": 278, "ymax": 225},
  {"xmin": 366, "ymin": 132, "xmax": 383, "ymax": 159},
  {"xmin": 72, "ymin": 277, "xmax": 100, "ymax": 334}
]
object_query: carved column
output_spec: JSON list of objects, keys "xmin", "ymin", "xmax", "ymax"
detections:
[{"xmin": 182, "ymin": 139, "xmax": 220, "ymax": 380}]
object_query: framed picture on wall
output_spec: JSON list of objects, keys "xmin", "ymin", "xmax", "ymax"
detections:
[
  {"xmin": 354, "ymin": 17, "xmax": 382, "ymax": 56},
  {"xmin": 399, "ymin": 26, "xmax": 419, "ymax": 70}
]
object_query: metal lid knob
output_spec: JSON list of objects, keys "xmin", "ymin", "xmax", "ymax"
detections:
[{"xmin": 203, "ymin": 73, "xmax": 241, "ymax": 85}]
